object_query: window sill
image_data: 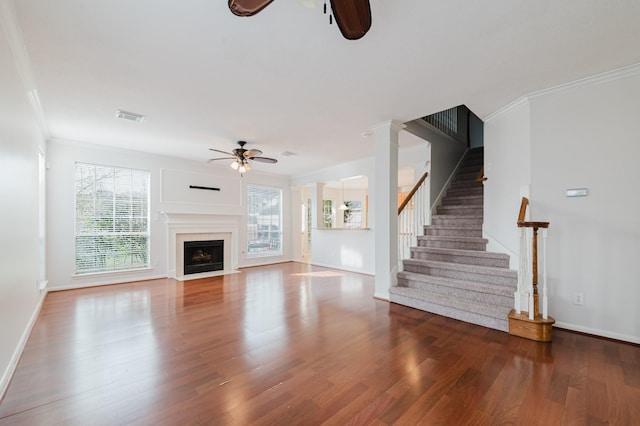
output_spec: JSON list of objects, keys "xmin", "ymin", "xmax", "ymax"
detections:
[
  {"xmin": 314, "ymin": 227, "xmax": 371, "ymax": 231},
  {"xmin": 72, "ymin": 267, "xmax": 153, "ymax": 279}
]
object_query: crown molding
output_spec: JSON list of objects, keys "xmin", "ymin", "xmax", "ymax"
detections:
[
  {"xmin": 0, "ymin": 0, "xmax": 50, "ymax": 139},
  {"xmin": 528, "ymin": 62, "xmax": 640, "ymax": 101},
  {"xmin": 484, "ymin": 62, "xmax": 640, "ymax": 124}
]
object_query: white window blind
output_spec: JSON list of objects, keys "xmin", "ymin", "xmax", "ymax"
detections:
[
  {"xmin": 247, "ymin": 185, "xmax": 282, "ymax": 257},
  {"xmin": 75, "ymin": 163, "xmax": 150, "ymax": 274}
]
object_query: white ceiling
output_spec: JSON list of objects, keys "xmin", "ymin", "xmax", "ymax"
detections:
[{"xmin": 10, "ymin": 0, "xmax": 640, "ymax": 176}]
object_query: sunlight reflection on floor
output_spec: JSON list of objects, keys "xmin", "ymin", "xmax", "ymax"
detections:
[{"xmin": 290, "ymin": 271, "xmax": 345, "ymax": 278}]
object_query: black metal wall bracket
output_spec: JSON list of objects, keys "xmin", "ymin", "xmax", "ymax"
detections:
[{"xmin": 189, "ymin": 185, "xmax": 220, "ymax": 191}]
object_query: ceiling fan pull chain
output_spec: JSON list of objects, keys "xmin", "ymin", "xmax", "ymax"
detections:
[{"xmin": 323, "ymin": 0, "xmax": 326, "ymax": 14}]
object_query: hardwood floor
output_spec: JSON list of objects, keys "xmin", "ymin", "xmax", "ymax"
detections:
[{"xmin": 1, "ymin": 262, "xmax": 639, "ymax": 425}]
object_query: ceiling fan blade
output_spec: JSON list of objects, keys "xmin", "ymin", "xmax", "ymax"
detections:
[
  {"xmin": 250, "ymin": 156, "xmax": 278, "ymax": 164},
  {"xmin": 330, "ymin": 0, "xmax": 371, "ymax": 40},
  {"xmin": 228, "ymin": 0, "xmax": 274, "ymax": 16},
  {"xmin": 244, "ymin": 149, "xmax": 263, "ymax": 157},
  {"xmin": 207, "ymin": 157, "xmax": 236, "ymax": 163},
  {"xmin": 209, "ymin": 148, "xmax": 235, "ymax": 156}
]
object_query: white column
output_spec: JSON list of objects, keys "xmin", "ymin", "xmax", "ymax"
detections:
[
  {"xmin": 311, "ymin": 182, "xmax": 325, "ymax": 229},
  {"xmin": 373, "ymin": 120, "xmax": 404, "ymax": 300}
]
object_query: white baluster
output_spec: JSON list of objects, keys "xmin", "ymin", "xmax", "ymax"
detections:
[
  {"xmin": 527, "ymin": 228, "xmax": 535, "ymax": 320},
  {"xmin": 542, "ymin": 228, "xmax": 548, "ymax": 319}
]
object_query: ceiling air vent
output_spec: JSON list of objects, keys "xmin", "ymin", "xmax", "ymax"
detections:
[{"xmin": 115, "ymin": 110, "xmax": 145, "ymax": 123}]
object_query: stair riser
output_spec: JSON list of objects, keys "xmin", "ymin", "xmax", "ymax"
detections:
[
  {"xmin": 452, "ymin": 180, "xmax": 483, "ymax": 188},
  {"xmin": 418, "ymin": 239, "xmax": 487, "ymax": 251},
  {"xmin": 402, "ymin": 263, "xmax": 517, "ymax": 286},
  {"xmin": 458, "ymin": 158, "xmax": 484, "ymax": 169},
  {"xmin": 446, "ymin": 187, "xmax": 484, "ymax": 197},
  {"xmin": 397, "ymin": 278, "xmax": 513, "ymax": 307},
  {"xmin": 410, "ymin": 251, "xmax": 509, "ymax": 268},
  {"xmin": 458, "ymin": 165, "xmax": 484, "ymax": 173},
  {"xmin": 389, "ymin": 293, "xmax": 508, "ymax": 332},
  {"xmin": 455, "ymin": 172, "xmax": 483, "ymax": 181},
  {"xmin": 441, "ymin": 197, "xmax": 483, "ymax": 206},
  {"xmin": 437, "ymin": 206, "xmax": 483, "ymax": 216},
  {"xmin": 430, "ymin": 217, "xmax": 483, "ymax": 227},
  {"xmin": 424, "ymin": 228, "xmax": 482, "ymax": 237}
]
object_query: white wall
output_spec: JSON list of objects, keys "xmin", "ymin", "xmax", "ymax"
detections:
[
  {"xmin": 484, "ymin": 68, "xmax": 640, "ymax": 343},
  {"xmin": 484, "ymin": 100, "xmax": 531, "ymax": 263},
  {"xmin": 404, "ymin": 120, "xmax": 467, "ymax": 209},
  {"xmin": 46, "ymin": 139, "xmax": 292, "ymax": 290},
  {"xmin": 290, "ymin": 141, "xmax": 429, "ymax": 275},
  {"xmin": 529, "ymin": 71, "xmax": 640, "ymax": 342},
  {"xmin": 0, "ymin": 16, "xmax": 47, "ymax": 395}
]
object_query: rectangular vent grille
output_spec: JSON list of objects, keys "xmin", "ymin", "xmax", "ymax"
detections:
[{"xmin": 116, "ymin": 110, "xmax": 145, "ymax": 122}]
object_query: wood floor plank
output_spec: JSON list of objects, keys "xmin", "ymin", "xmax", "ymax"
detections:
[{"xmin": 0, "ymin": 262, "xmax": 639, "ymax": 425}]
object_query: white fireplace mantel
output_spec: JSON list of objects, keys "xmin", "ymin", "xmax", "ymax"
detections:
[{"xmin": 161, "ymin": 212, "xmax": 241, "ymax": 280}]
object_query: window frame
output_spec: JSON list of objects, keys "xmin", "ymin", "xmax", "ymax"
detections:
[
  {"xmin": 74, "ymin": 162, "xmax": 150, "ymax": 275},
  {"xmin": 246, "ymin": 184, "xmax": 283, "ymax": 258}
]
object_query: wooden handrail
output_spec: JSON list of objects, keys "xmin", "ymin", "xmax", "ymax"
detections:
[
  {"xmin": 475, "ymin": 166, "xmax": 487, "ymax": 182},
  {"xmin": 398, "ymin": 172, "xmax": 428, "ymax": 215},
  {"xmin": 517, "ymin": 197, "xmax": 529, "ymax": 224},
  {"xmin": 517, "ymin": 197, "xmax": 549, "ymax": 228}
]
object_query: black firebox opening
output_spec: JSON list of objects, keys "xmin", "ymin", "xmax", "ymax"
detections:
[{"xmin": 184, "ymin": 240, "xmax": 224, "ymax": 275}]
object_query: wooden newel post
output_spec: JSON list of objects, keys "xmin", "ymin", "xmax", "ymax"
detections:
[{"xmin": 511, "ymin": 197, "xmax": 555, "ymax": 342}]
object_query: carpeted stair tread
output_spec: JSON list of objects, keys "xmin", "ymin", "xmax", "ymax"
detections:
[
  {"xmin": 397, "ymin": 271, "xmax": 513, "ymax": 298},
  {"xmin": 403, "ymin": 258, "xmax": 517, "ymax": 280},
  {"xmin": 437, "ymin": 206, "xmax": 483, "ymax": 216},
  {"xmin": 426, "ymin": 222, "xmax": 482, "ymax": 230},
  {"xmin": 389, "ymin": 287, "xmax": 509, "ymax": 331},
  {"xmin": 431, "ymin": 215, "xmax": 483, "ymax": 223},
  {"xmin": 418, "ymin": 235, "xmax": 487, "ymax": 244},
  {"xmin": 418, "ymin": 235, "xmax": 488, "ymax": 251},
  {"xmin": 410, "ymin": 246, "xmax": 510, "ymax": 268},
  {"xmin": 423, "ymin": 227, "xmax": 482, "ymax": 238},
  {"xmin": 442, "ymin": 195, "xmax": 483, "ymax": 205}
]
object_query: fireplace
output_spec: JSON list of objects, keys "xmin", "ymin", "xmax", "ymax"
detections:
[{"xmin": 183, "ymin": 240, "xmax": 224, "ymax": 275}]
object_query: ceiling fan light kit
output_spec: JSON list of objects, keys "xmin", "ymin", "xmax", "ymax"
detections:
[
  {"xmin": 208, "ymin": 141, "xmax": 277, "ymax": 176},
  {"xmin": 227, "ymin": 0, "xmax": 371, "ymax": 40}
]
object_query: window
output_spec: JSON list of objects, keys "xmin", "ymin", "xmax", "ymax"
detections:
[
  {"xmin": 322, "ymin": 199, "xmax": 334, "ymax": 228},
  {"xmin": 75, "ymin": 163, "xmax": 150, "ymax": 274},
  {"xmin": 343, "ymin": 201, "xmax": 362, "ymax": 228},
  {"xmin": 247, "ymin": 185, "xmax": 282, "ymax": 256}
]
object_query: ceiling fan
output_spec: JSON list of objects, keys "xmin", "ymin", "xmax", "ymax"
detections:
[
  {"xmin": 207, "ymin": 141, "xmax": 278, "ymax": 175},
  {"xmin": 228, "ymin": 0, "xmax": 372, "ymax": 40}
]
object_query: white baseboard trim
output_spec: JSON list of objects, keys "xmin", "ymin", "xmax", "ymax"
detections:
[
  {"xmin": 0, "ymin": 289, "xmax": 49, "ymax": 401},
  {"xmin": 374, "ymin": 291, "xmax": 390, "ymax": 302},
  {"xmin": 554, "ymin": 321, "xmax": 640, "ymax": 345},
  {"xmin": 49, "ymin": 274, "xmax": 169, "ymax": 292},
  {"xmin": 308, "ymin": 261, "xmax": 375, "ymax": 276}
]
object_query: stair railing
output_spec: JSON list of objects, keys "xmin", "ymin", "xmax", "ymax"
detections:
[
  {"xmin": 422, "ymin": 105, "xmax": 471, "ymax": 146},
  {"xmin": 515, "ymin": 197, "xmax": 550, "ymax": 319},
  {"xmin": 397, "ymin": 172, "xmax": 429, "ymax": 269}
]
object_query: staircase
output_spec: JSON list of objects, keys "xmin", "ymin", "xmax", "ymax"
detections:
[{"xmin": 390, "ymin": 147, "xmax": 516, "ymax": 332}]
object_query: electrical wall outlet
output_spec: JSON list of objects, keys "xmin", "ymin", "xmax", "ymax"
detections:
[{"xmin": 573, "ymin": 292, "xmax": 584, "ymax": 305}]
